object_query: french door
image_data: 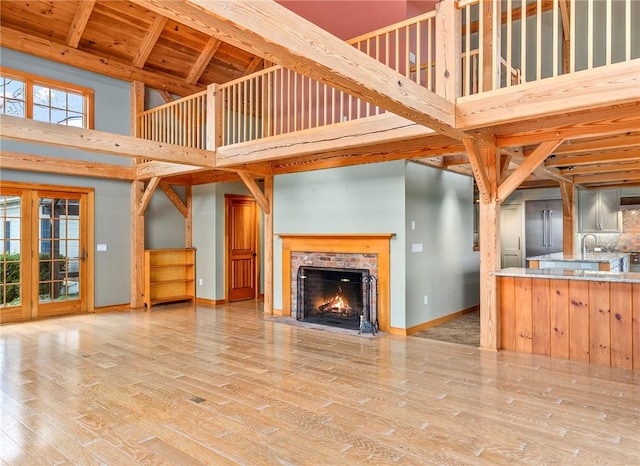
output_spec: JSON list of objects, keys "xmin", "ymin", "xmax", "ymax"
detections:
[{"xmin": 0, "ymin": 183, "xmax": 93, "ymax": 323}]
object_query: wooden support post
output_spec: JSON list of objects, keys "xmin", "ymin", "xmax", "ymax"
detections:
[
  {"xmin": 468, "ymin": 140, "xmax": 501, "ymax": 351},
  {"xmin": 559, "ymin": 181, "xmax": 575, "ymax": 254},
  {"xmin": 131, "ymin": 81, "xmax": 145, "ymax": 309},
  {"xmin": 263, "ymin": 175, "xmax": 274, "ymax": 314},
  {"xmin": 435, "ymin": 0, "xmax": 461, "ymax": 102},
  {"xmin": 207, "ymin": 83, "xmax": 223, "ymax": 151}
]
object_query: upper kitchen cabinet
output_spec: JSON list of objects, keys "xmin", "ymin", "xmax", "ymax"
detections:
[{"xmin": 578, "ymin": 189, "xmax": 621, "ymax": 232}]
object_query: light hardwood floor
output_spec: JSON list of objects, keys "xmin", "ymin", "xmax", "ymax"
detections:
[{"xmin": 1, "ymin": 301, "xmax": 639, "ymax": 465}]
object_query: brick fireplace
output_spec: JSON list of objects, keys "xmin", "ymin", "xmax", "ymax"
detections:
[{"xmin": 278, "ymin": 234, "xmax": 394, "ymax": 331}]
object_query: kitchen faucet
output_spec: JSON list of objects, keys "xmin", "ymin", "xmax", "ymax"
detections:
[{"xmin": 582, "ymin": 233, "xmax": 598, "ymax": 256}]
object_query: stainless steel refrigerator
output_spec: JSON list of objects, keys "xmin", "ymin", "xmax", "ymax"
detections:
[{"xmin": 525, "ymin": 199, "xmax": 563, "ymax": 258}]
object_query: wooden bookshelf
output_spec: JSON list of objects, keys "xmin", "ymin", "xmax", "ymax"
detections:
[{"xmin": 144, "ymin": 248, "xmax": 196, "ymax": 309}]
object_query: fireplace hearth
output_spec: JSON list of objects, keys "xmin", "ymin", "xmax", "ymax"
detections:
[{"xmin": 297, "ymin": 266, "xmax": 372, "ymax": 331}]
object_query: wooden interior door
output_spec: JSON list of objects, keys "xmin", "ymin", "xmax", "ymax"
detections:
[{"xmin": 225, "ymin": 195, "xmax": 258, "ymax": 302}]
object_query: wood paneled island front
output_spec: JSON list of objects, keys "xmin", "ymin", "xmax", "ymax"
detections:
[{"xmin": 495, "ymin": 268, "xmax": 640, "ymax": 369}]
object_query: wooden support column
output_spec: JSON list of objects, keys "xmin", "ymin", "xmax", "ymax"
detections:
[
  {"xmin": 559, "ymin": 181, "xmax": 575, "ymax": 254},
  {"xmin": 435, "ymin": 0, "xmax": 461, "ymax": 102},
  {"xmin": 131, "ymin": 81, "xmax": 145, "ymax": 309},
  {"xmin": 467, "ymin": 138, "xmax": 501, "ymax": 351},
  {"xmin": 263, "ymin": 175, "xmax": 274, "ymax": 315}
]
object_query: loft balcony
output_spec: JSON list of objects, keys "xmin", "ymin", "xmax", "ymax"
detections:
[
  {"xmin": 131, "ymin": 0, "xmax": 640, "ymax": 189},
  {"xmin": 1, "ymin": 0, "xmax": 638, "ymax": 190}
]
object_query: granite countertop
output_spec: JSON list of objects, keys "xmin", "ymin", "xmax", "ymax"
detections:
[
  {"xmin": 495, "ymin": 267, "xmax": 640, "ymax": 283},
  {"xmin": 526, "ymin": 252, "xmax": 630, "ymax": 263}
]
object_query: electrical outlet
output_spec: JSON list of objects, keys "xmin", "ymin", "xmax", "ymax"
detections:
[{"xmin": 424, "ymin": 295, "xmax": 428, "ymax": 305}]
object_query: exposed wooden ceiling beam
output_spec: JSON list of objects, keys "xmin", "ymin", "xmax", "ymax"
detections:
[
  {"xmin": 496, "ymin": 109, "xmax": 640, "ymax": 147},
  {"xmin": 551, "ymin": 133, "xmax": 640, "ymax": 155},
  {"xmin": 0, "ymin": 150, "xmax": 135, "ymax": 180},
  {"xmin": 443, "ymin": 154, "xmax": 469, "ymax": 167},
  {"xmin": 163, "ymin": 170, "xmax": 240, "ymax": 185},
  {"xmin": 131, "ymin": 0, "xmax": 460, "ymax": 139},
  {"xmin": 244, "ymin": 57, "xmax": 264, "ymax": 75},
  {"xmin": 546, "ymin": 148, "xmax": 640, "ymax": 168},
  {"xmin": 497, "ymin": 139, "xmax": 563, "ymax": 202},
  {"xmin": 186, "ymin": 37, "xmax": 222, "ymax": 85},
  {"xmin": 137, "ymin": 161, "xmax": 208, "ymax": 180},
  {"xmin": 458, "ymin": 59, "xmax": 640, "ymax": 130},
  {"xmin": 573, "ymin": 171, "xmax": 640, "ymax": 185},
  {"xmin": 65, "ymin": 0, "xmax": 96, "ymax": 48},
  {"xmin": 216, "ymin": 112, "xmax": 440, "ymax": 167},
  {"xmin": 0, "ymin": 27, "xmax": 202, "ymax": 96},
  {"xmin": 157, "ymin": 90, "xmax": 174, "ymax": 103},
  {"xmin": 0, "ymin": 115, "xmax": 216, "ymax": 167},
  {"xmin": 132, "ymin": 15, "xmax": 168, "ymax": 68},
  {"xmin": 558, "ymin": 162, "xmax": 640, "ymax": 176}
]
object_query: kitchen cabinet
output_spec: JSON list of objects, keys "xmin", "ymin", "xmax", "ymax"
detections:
[
  {"xmin": 578, "ymin": 189, "xmax": 620, "ymax": 232},
  {"xmin": 144, "ymin": 248, "xmax": 196, "ymax": 309}
]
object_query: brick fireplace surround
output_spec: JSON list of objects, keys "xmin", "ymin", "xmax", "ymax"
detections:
[{"xmin": 278, "ymin": 234, "xmax": 394, "ymax": 331}]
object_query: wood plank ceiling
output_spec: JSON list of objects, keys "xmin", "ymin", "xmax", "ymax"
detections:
[{"xmin": 0, "ymin": 0, "xmax": 639, "ymax": 190}]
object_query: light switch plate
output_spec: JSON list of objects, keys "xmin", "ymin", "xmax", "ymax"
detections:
[{"xmin": 96, "ymin": 243, "xmax": 107, "ymax": 252}]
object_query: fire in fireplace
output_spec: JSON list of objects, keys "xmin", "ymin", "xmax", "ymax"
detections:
[{"xmin": 296, "ymin": 266, "xmax": 372, "ymax": 330}]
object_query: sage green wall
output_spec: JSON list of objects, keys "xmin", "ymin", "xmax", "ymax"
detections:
[
  {"xmin": 145, "ymin": 186, "xmax": 187, "ymax": 249},
  {"xmin": 273, "ymin": 161, "xmax": 408, "ymax": 328},
  {"xmin": 404, "ymin": 162, "xmax": 479, "ymax": 328},
  {"xmin": 0, "ymin": 48, "xmax": 132, "ymax": 308},
  {"xmin": 190, "ymin": 181, "xmax": 259, "ymax": 302}
]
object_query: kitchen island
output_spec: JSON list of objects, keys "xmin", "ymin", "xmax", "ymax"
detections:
[
  {"xmin": 494, "ymin": 267, "xmax": 640, "ymax": 369},
  {"xmin": 526, "ymin": 251, "xmax": 630, "ymax": 272}
]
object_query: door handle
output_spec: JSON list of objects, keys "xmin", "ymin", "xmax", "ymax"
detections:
[
  {"xmin": 80, "ymin": 248, "xmax": 87, "ymax": 261},
  {"xmin": 252, "ymin": 252, "xmax": 257, "ymax": 257}
]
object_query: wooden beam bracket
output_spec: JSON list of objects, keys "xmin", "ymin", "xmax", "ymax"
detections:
[
  {"xmin": 237, "ymin": 171, "xmax": 270, "ymax": 214},
  {"xmin": 463, "ymin": 136, "xmax": 492, "ymax": 204},
  {"xmin": 137, "ymin": 177, "xmax": 161, "ymax": 216},
  {"xmin": 497, "ymin": 139, "xmax": 563, "ymax": 202},
  {"xmin": 159, "ymin": 181, "xmax": 189, "ymax": 217}
]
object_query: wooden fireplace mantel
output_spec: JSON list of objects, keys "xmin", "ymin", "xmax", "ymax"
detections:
[{"xmin": 277, "ymin": 233, "xmax": 395, "ymax": 331}]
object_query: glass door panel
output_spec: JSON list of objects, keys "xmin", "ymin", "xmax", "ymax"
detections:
[
  {"xmin": 36, "ymin": 194, "xmax": 83, "ymax": 315},
  {"xmin": 0, "ymin": 194, "xmax": 22, "ymax": 308}
]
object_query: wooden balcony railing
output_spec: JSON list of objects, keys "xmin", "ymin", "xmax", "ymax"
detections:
[
  {"xmin": 459, "ymin": 0, "xmax": 638, "ymax": 95},
  {"xmin": 137, "ymin": 0, "xmax": 637, "ymax": 150},
  {"xmin": 349, "ymin": 11, "xmax": 437, "ymax": 91},
  {"xmin": 138, "ymin": 90, "xmax": 207, "ymax": 149}
]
